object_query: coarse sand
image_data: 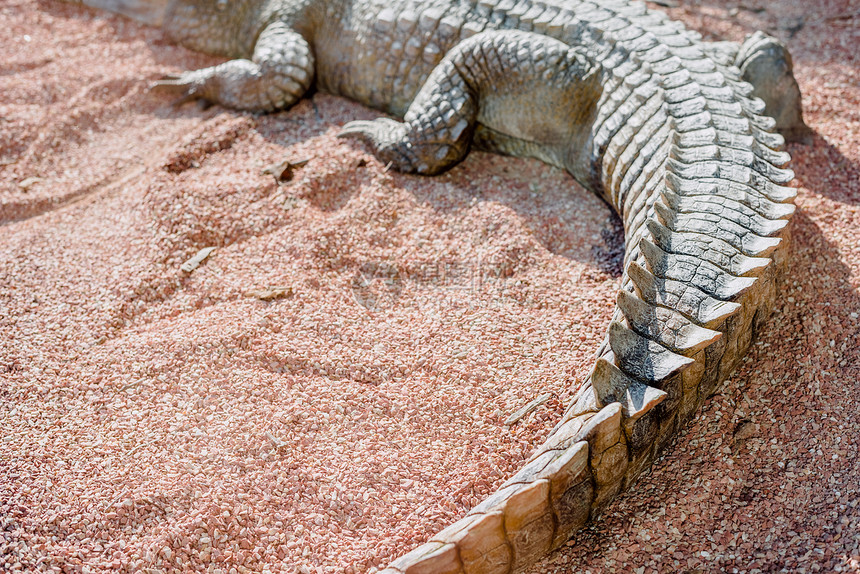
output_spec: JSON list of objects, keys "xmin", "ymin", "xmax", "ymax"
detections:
[{"xmin": 0, "ymin": 0, "xmax": 858, "ymax": 573}]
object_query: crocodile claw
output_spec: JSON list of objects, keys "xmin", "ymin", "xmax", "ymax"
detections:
[
  {"xmin": 151, "ymin": 73, "xmax": 207, "ymax": 107},
  {"xmin": 337, "ymin": 118, "xmax": 405, "ymax": 143},
  {"xmin": 153, "ymin": 74, "xmax": 185, "ymax": 84},
  {"xmin": 338, "ymin": 119, "xmax": 427, "ymax": 173}
]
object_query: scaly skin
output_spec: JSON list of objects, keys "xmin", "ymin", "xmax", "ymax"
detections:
[{"xmin": 68, "ymin": 0, "xmax": 808, "ymax": 571}]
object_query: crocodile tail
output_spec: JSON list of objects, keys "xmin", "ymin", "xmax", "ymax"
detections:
[{"xmin": 379, "ymin": 11, "xmax": 796, "ymax": 574}]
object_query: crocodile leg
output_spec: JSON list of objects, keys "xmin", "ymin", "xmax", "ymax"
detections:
[
  {"xmin": 153, "ymin": 21, "xmax": 315, "ymax": 112},
  {"xmin": 338, "ymin": 30, "xmax": 602, "ymax": 175},
  {"xmin": 735, "ymin": 31, "xmax": 811, "ymax": 142},
  {"xmin": 706, "ymin": 32, "xmax": 811, "ymax": 142}
]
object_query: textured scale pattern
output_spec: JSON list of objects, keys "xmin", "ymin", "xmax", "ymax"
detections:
[{"xmin": 71, "ymin": 0, "xmax": 807, "ymax": 570}]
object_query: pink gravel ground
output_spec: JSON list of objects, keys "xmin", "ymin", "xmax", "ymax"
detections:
[{"xmin": 0, "ymin": 0, "xmax": 857, "ymax": 573}]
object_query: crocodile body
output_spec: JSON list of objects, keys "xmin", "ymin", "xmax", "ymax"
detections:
[{"xmin": 72, "ymin": 0, "xmax": 807, "ymax": 571}]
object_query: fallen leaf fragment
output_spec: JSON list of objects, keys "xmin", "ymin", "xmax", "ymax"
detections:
[
  {"xmin": 262, "ymin": 158, "xmax": 310, "ymax": 182},
  {"xmin": 180, "ymin": 247, "xmax": 216, "ymax": 273},
  {"xmin": 18, "ymin": 176, "xmax": 43, "ymax": 190},
  {"xmin": 246, "ymin": 285, "xmax": 294, "ymax": 301},
  {"xmin": 733, "ymin": 420, "xmax": 758, "ymax": 443},
  {"xmin": 504, "ymin": 392, "xmax": 554, "ymax": 426}
]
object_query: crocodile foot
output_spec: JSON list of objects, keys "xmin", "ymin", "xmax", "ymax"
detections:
[
  {"xmin": 151, "ymin": 22, "xmax": 314, "ymax": 112},
  {"xmin": 151, "ymin": 71, "xmax": 214, "ymax": 107},
  {"xmin": 338, "ymin": 118, "xmax": 432, "ymax": 174}
]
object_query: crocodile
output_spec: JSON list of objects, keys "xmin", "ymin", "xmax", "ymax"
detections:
[{"xmin": 68, "ymin": 0, "xmax": 809, "ymax": 571}]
